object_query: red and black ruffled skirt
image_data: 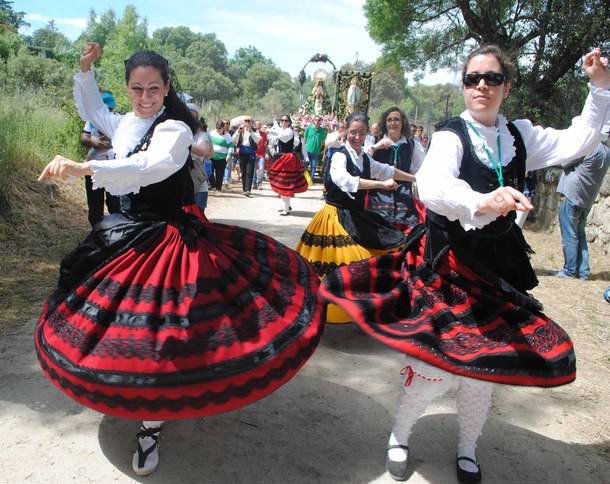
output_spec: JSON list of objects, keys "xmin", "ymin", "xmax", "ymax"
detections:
[
  {"xmin": 36, "ymin": 213, "xmax": 324, "ymax": 420},
  {"xmin": 319, "ymin": 225, "xmax": 576, "ymax": 387},
  {"xmin": 268, "ymin": 153, "xmax": 308, "ymax": 197}
]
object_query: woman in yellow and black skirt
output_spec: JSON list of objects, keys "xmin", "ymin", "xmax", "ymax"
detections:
[{"xmin": 297, "ymin": 112, "xmax": 415, "ymax": 323}]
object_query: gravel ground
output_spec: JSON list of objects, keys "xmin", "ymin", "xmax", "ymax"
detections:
[{"xmin": 1, "ymin": 181, "xmax": 608, "ymax": 484}]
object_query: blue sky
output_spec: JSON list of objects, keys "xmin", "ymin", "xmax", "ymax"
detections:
[{"xmin": 16, "ymin": 0, "xmax": 456, "ymax": 84}]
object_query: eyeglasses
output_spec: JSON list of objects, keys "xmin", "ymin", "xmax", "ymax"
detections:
[
  {"xmin": 463, "ymin": 72, "xmax": 505, "ymax": 87},
  {"xmin": 280, "ymin": 118, "xmax": 290, "ymax": 122},
  {"xmin": 386, "ymin": 117, "xmax": 402, "ymax": 123},
  {"xmin": 244, "ymin": 119, "xmax": 252, "ymax": 122}
]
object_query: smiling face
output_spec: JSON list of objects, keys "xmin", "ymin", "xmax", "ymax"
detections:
[
  {"xmin": 463, "ymin": 54, "xmax": 511, "ymax": 126},
  {"xmin": 346, "ymin": 120, "xmax": 368, "ymax": 153},
  {"xmin": 127, "ymin": 66, "xmax": 169, "ymax": 118},
  {"xmin": 385, "ymin": 111, "xmax": 403, "ymax": 141}
]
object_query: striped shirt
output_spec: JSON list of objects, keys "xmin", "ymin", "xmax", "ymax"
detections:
[{"xmin": 210, "ymin": 130, "xmax": 234, "ymax": 160}]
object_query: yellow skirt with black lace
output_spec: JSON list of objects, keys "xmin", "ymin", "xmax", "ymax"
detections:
[{"xmin": 296, "ymin": 203, "xmax": 396, "ymax": 323}]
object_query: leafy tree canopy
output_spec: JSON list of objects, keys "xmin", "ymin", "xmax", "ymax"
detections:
[
  {"xmin": 0, "ymin": 0, "xmax": 28, "ymax": 32},
  {"xmin": 364, "ymin": 0, "xmax": 610, "ymax": 125}
]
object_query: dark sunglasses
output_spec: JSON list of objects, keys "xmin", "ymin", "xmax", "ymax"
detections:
[
  {"xmin": 463, "ymin": 72, "xmax": 505, "ymax": 87},
  {"xmin": 280, "ymin": 118, "xmax": 290, "ymax": 122}
]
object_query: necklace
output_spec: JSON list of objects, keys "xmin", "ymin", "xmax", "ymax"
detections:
[{"xmin": 466, "ymin": 121, "xmax": 504, "ymax": 186}]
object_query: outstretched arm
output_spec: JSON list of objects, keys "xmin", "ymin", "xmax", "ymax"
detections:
[
  {"xmin": 38, "ymin": 156, "xmax": 92, "ymax": 181},
  {"xmin": 520, "ymin": 48, "xmax": 610, "ymax": 171}
]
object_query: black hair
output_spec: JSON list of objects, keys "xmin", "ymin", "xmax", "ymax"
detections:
[
  {"xmin": 378, "ymin": 106, "xmax": 410, "ymax": 139},
  {"xmin": 124, "ymin": 50, "xmax": 198, "ymax": 134},
  {"xmin": 462, "ymin": 44, "xmax": 516, "ymax": 84},
  {"xmin": 199, "ymin": 117, "xmax": 207, "ymax": 132},
  {"xmin": 346, "ymin": 111, "xmax": 369, "ymax": 130},
  {"xmin": 281, "ymin": 114, "xmax": 292, "ymax": 126}
]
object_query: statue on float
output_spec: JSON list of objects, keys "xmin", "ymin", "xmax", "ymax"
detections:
[{"xmin": 304, "ymin": 68, "xmax": 332, "ymax": 116}]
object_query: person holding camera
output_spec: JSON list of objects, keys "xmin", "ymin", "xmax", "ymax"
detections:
[{"xmin": 232, "ymin": 117, "xmax": 261, "ymax": 196}]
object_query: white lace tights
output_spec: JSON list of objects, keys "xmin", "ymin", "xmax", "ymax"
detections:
[{"xmin": 388, "ymin": 357, "xmax": 492, "ymax": 472}]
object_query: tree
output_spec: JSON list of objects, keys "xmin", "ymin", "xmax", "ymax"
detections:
[
  {"xmin": 172, "ymin": 58, "xmax": 236, "ymax": 103},
  {"xmin": 364, "ymin": 0, "xmax": 610, "ymax": 125},
  {"xmin": 370, "ymin": 58, "xmax": 406, "ymax": 109},
  {"xmin": 1, "ymin": 45, "xmax": 71, "ymax": 93},
  {"xmin": 240, "ymin": 62, "xmax": 285, "ymax": 100},
  {"xmin": 0, "ymin": 28, "xmax": 20, "ymax": 59},
  {"xmin": 76, "ymin": 9, "xmax": 117, "ymax": 48},
  {"xmin": 228, "ymin": 46, "xmax": 272, "ymax": 82},
  {"xmin": 152, "ymin": 26, "xmax": 201, "ymax": 56},
  {"xmin": 184, "ymin": 34, "xmax": 229, "ymax": 72},
  {"xmin": 28, "ymin": 21, "xmax": 71, "ymax": 57},
  {"xmin": 0, "ymin": 0, "xmax": 28, "ymax": 32},
  {"xmin": 232, "ymin": 46, "xmax": 272, "ymax": 69},
  {"xmin": 98, "ymin": 6, "xmax": 149, "ymax": 110}
]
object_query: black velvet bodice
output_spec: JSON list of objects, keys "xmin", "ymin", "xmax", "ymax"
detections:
[
  {"xmin": 118, "ymin": 114, "xmax": 194, "ymax": 220},
  {"xmin": 425, "ymin": 116, "xmax": 537, "ymax": 292},
  {"xmin": 277, "ymin": 136, "xmax": 295, "ymax": 154},
  {"xmin": 324, "ymin": 146, "xmax": 371, "ymax": 210}
]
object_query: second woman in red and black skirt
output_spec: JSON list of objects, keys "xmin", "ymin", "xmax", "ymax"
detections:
[
  {"xmin": 267, "ymin": 114, "xmax": 309, "ymax": 215},
  {"xmin": 320, "ymin": 45, "xmax": 610, "ymax": 483}
]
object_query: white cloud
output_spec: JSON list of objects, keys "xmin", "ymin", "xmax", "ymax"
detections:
[
  {"xmin": 25, "ymin": 13, "xmax": 87, "ymax": 30},
  {"xmin": 187, "ymin": 2, "xmax": 381, "ymax": 76}
]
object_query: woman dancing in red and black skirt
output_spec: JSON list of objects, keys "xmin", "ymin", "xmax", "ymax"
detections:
[
  {"xmin": 267, "ymin": 114, "xmax": 309, "ymax": 215},
  {"xmin": 37, "ymin": 43, "xmax": 324, "ymax": 476},
  {"xmin": 320, "ymin": 46, "xmax": 610, "ymax": 483}
]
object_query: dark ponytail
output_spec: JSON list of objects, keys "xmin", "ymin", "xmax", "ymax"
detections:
[{"xmin": 124, "ymin": 50, "xmax": 198, "ymax": 135}]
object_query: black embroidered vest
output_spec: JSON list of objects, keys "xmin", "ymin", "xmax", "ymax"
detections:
[
  {"xmin": 425, "ymin": 117, "xmax": 537, "ymax": 292},
  {"xmin": 277, "ymin": 136, "xmax": 295, "ymax": 154},
  {"xmin": 118, "ymin": 114, "xmax": 194, "ymax": 220},
  {"xmin": 324, "ymin": 146, "xmax": 371, "ymax": 210}
]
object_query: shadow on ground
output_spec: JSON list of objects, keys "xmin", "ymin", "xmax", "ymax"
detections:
[
  {"xmin": 98, "ymin": 375, "xmax": 391, "ymax": 484},
  {"xmin": 97, "ymin": 405, "xmax": 610, "ymax": 484}
]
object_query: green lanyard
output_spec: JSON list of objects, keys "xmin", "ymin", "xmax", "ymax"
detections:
[
  {"xmin": 466, "ymin": 121, "xmax": 504, "ymax": 187},
  {"xmin": 391, "ymin": 145, "xmax": 400, "ymax": 166}
]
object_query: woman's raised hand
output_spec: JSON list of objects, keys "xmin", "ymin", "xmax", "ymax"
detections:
[
  {"xmin": 477, "ymin": 186, "xmax": 533, "ymax": 217},
  {"xmin": 80, "ymin": 42, "xmax": 102, "ymax": 72},
  {"xmin": 582, "ymin": 48, "xmax": 610, "ymax": 89},
  {"xmin": 38, "ymin": 156, "xmax": 92, "ymax": 182}
]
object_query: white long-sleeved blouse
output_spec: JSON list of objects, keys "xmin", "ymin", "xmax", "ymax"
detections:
[
  {"xmin": 73, "ymin": 69, "xmax": 193, "ymax": 196},
  {"xmin": 416, "ymin": 84, "xmax": 610, "ymax": 231},
  {"xmin": 267, "ymin": 122, "xmax": 308, "ymax": 161},
  {"xmin": 329, "ymin": 141, "xmax": 395, "ymax": 194}
]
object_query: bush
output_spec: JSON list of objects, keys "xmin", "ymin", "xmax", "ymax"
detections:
[{"xmin": 0, "ymin": 89, "xmax": 84, "ymax": 212}]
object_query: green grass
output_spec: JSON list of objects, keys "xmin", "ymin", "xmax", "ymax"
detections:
[{"xmin": 0, "ymin": 89, "xmax": 84, "ymax": 212}]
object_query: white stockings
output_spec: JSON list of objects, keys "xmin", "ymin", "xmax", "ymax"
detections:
[
  {"xmin": 388, "ymin": 357, "xmax": 492, "ymax": 473},
  {"xmin": 281, "ymin": 196, "xmax": 291, "ymax": 212}
]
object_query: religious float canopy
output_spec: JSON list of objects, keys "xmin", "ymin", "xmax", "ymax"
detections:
[{"xmin": 295, "ymin": 54, "xmax": 373, "ymax": 130}]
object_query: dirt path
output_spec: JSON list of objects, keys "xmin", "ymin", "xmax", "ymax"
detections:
[{"xmin": 1, "ymin": 182, "xmax": 608, "ymax": 484}]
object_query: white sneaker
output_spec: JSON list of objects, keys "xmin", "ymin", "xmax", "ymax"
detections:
[
  {"xmin": 279, "ymin": 210, "xmax": 289, "ymax": 216},
  {"xmin": 132, "ymin": 426, "xmax": 161, "ymax": 476}
]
